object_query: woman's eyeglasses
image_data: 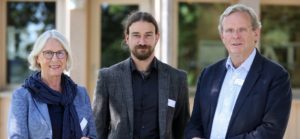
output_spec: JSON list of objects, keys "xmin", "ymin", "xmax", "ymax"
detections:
[{"xmin": 42, "ymin": 50, "xmax": 67, "ymax": 60}]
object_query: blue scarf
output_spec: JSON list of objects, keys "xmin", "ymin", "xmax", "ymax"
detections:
[{"xmin": 23, "ymin": 72, "xmax": 83, "ymax": 139}]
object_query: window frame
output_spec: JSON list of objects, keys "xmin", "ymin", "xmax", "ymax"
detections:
[{"xmin": 0, "ymin": 0, "xmax": 66, "ymax": 90}]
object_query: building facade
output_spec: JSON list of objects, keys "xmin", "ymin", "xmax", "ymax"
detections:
[{"xmin": 1, "ymin": 0, "xmax": 300, "ymax": 138}]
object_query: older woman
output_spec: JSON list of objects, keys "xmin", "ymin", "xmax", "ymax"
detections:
[{"xmin": 8, "ymin": 30, "xmax": 97, "ymax": 139}]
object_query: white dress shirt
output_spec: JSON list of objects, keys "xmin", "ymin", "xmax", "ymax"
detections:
[{"xmin": 210, "ymin": 49, "xmax": 256, "ymax": 139}]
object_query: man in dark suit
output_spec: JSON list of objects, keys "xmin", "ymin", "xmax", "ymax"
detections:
[
  {"xmin": 93, "ymin": 11, "xmax": 190, "ymax": 139},
  {"xmin": 185, "ymin": 4, "xmax": 292, "ymax": 139}
]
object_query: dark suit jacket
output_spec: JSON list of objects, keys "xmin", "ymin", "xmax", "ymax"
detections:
[
  {"xmin": 93, "ymin": 58, "xmax": 190, "ymax": 139},
  {"xmin": 185, "ymin": 52, "xmax": 292, "ymax": 139}
]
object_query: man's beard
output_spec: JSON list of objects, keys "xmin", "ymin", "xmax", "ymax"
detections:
[{"xmin": 131, "ymin": 44, "xmax": 154, "ymax": 60}]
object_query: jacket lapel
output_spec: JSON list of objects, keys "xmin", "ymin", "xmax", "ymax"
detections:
[
  {"xmin": 121, "ymin": 58, "xmax": 134, "ymax": 134},
  {"xmin": 157, "ymin": 61, "xmax": 169, "ymax": 138},
  {"xmin": 227, "ymin": 52, "xmax": 263, "ymax": 131},
  {"xmin": 32, "ymin": 98, "xmax": 52, "ymax": 129},
  {"xmin": 208, "ymin": 61, "xmax": 227, "ymax": 134}
]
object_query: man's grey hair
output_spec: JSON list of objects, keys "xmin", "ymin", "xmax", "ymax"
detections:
[
  {"xmin": 218, "ymin": 4, "xmax": 262, "ymax": 33},
  {"xmin": 28, "ymin": 30, "xmax": 73, "ymax": 72}
]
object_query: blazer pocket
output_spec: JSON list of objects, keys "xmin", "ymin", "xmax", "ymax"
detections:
[
  {"xmin": 28, "ymin": 117, "xmax": 50, "ymax": 138},
  {"xmin": 166, "ymin": 106, "xmax": 175, "ymax": 133}
]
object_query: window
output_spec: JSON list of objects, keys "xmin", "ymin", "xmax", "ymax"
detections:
[
  {"xmin": 178, "ymin": 3, "xmax": 228, "ymax": 86},
  {"xmin": 101, "ymin": 4, "xmax": 138, "ymax": 67},
  {"xmin": 261, "ymin": 5, "xmax": 300, "ymax": 87},
  {"xmin": 6, "ymin": 2, "xmax": 55, "ymax": 84}
]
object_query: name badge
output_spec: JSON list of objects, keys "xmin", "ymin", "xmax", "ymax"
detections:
[
  {"xmin": 80, "ymin": 117, "xmax": 88, "ymax": 131},
  {"xmin": 168, "ymin": 99, "xmax": 176, "ymax": 108},
  {"xmin": 234, "ymin": 78, "xmax": 244, "ymax": 86}
]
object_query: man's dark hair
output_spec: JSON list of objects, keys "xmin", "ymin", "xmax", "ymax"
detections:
[{"xmin": 123, "ymin": 11, "xmax": 159, "ymax": 35}]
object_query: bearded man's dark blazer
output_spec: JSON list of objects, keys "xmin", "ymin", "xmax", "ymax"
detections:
[{"xmin": 93, "ymin": 58, "xmax": 190, "ymax": 139}]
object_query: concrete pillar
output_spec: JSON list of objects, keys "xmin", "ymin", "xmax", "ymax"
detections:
[
  {"xmin": 0, "ymin": 93, "xmax": 11, "ymax": 139},
  {"xmin": 239, "ymin": 0, "xmax": 260, "ymax": 18},
  {"xmin": 154, "ymin": 0, "xmax": 178, "ymax": 68},
  {"xmin": 56, "ymin": 0, "xmax": 68, "ymax": 36},
  {"xmin": 0, "ymin": 0, "xmax": 6, "ymax": 90},
  {"xmin": 68, "ymin": 0, "xmax": 88, "ymax": 90}
]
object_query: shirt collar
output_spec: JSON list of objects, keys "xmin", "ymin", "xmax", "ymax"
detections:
[
  {"xmin": 130, "ymin": 57, "xmax": 158, "ymax": 72},
  {"xmin": 225, "ymin": 48, "xmax": 256, "ymax": 71}
]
